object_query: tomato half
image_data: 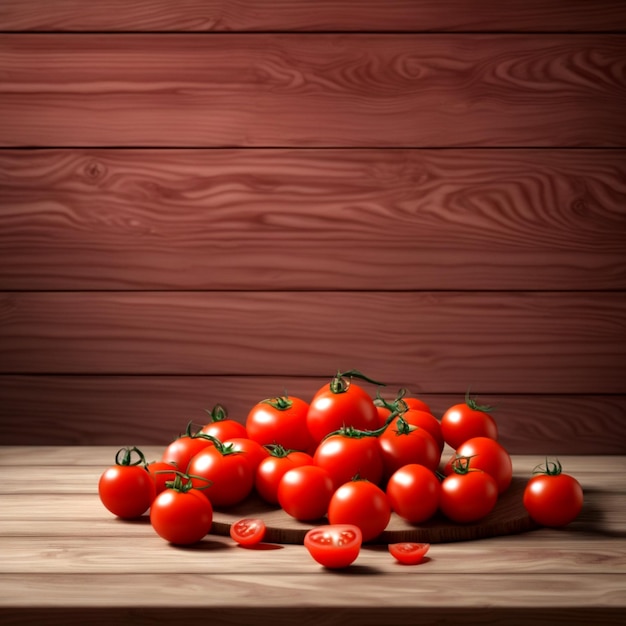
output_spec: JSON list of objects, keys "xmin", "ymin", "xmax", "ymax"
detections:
[
  {"xmin": 440, "ymin": 392, "xmax": 498, "ymax": 449},
  {"xmin": 304, "ymin": 524, "xmax": 362, "ymax": 569},
  {"xmin": 230, "ymin": 518, "xmax": 266, "ymax": 546},
  {"xmin": 386, "ymin": 464, "xmax": 441, "ymax": 524},
  {"xmin": 388, "ymin": 542, "xmax": 430, "ymax": 565}
]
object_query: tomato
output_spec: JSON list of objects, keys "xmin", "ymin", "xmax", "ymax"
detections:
[
  {"xmin": 388, "ymin": 542, "xmax": 430, "ymax": 565},
  {"xmin": 187, "ymin": 440, "xmax": 254, "ymax": 508},
  {"xmin": 523, "ymin": 459, "xmax": 583, "ymax": 527},
  {"xmin": 98, "ymin": 447, "xmax": 156, "ymax": 519},
  {"xmin": 327, "ymin": 479, "xmax": 391, "ymax": 542},
  {"xmin": 150, "ymin": 475, "xmax": 213, "ymax": 545},
  {"xmin": 440, "ymin": 391, "xmax": 498, "ymax": 449},
  {"xmin": 374, "ymin": 388, "xmax": 432, "ymax": 428},
  {"xmin": 399, "ymin": 408, "xmax": 444, "ymax": 454},
  {"xmin": 277, "ymin": 465, "xmax": 334, "ymax": 521},
  {"xmin": 224, "ymin": 437, "xmax": 269, "ymax": 474},
  {"xmin": 306, "ymin": 370, "xmax": 381, "ymax": 444},
  {"xmin": 313, "ymin": 431, "xmax": 384, "ymax": 489},
  {"xmin": 377, "ymin": 416, "xmax": 440, "ymax": 478},
  {"xmin": 444, "ymin": 437, "xmax": 512, "ymax": 494},
  {"xmin": 403, "ymin": 396, "xmax": 432, "ymax": 414},
  {"xmin": 200, "ymin": 403, "xmax": 248, "ymax": 442},
  {"xmin": 161, "ymin": 423, "xmax": 215, "ymax": 472},
  {"xmin": 246, "ymin": 395, "xmax": 313, "ymax": 452},
  {"xmin": 439, "ymin": 462, "xmax": 498, "ymax": 523},
  {"xmin": 386, "ymin": 464, "xmax": 441, "ymax": 524},
  {"xmin": 146, "ymin": 460, "xmax": 179, "ymax": 495},
  {"xmin": 230, "ymin": 518, "xmax": 266, "ymax": 546},
  {"xmin": 255, "ymin": 446, "xmax": 314, "ymax": 505},
  {"xmin": 304, "ymin": 524, "xmax": 362, "ymax": 569}
]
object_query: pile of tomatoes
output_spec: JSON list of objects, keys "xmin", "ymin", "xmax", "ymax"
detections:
[{"xmin": 98, "ymin": 369, "xmax": 584, "ymax": 568}]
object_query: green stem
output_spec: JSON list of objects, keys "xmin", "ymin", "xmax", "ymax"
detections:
[
  {"xmin": 115, "ymin": 446, "xmax": 148, "ymax": 468},
  {"xmin": 329, "ymin": 369, "xmax": 386, "ymax": 394},
  {"xmin": 204, "ymin": 404, "xmax": 228, "ymax": 423}
]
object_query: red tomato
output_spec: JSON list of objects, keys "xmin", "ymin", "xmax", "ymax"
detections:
[
  {"xmin": 388, "ymin": 542, "xmax": 430, "ymax": 565},
  {"xmin": 277, "ymin": 465, "xmax": 334, "ymax": 521},
  {"xmin": 313, "ymin": 432, "xmax": 384, "ymax": 490},
  {"xmin": 386, "ymin": 464, "xmax": 441, "ymax": 524},
  {"xmin": 304, "ymin": 524, "xmax": 362, "ymax": 569},
  {"xmin": 146, "ymin": 460, "xmax": 179, "ymax": 495},
  {"xmin": 246, "ymin": 395, "xmax": 313, "ymax": 452},
  {"xmin": 200, "ymin": 404, "xmax": 248, "ymax": 441},
  {"xmin": 440, "ymin": 392, "xmax": 498, "ymax": 449},
  {"xmin": 150, "ymin": 478, "xmax": 213, "ymax": 545},
  {"xmin": 255, "ymin": 447, "xmax": 314, "ymax": 505},
  {"xmin": 161, "ymin": 423, "xmax": 215, "ymax": 472},
  {"xmin": 187, "ymin": 442, "xmax": 254, "ymax": 508},
  {"xmin": 230, "ymin": 518, "xmax": 266, "ymax": 546},
  {"xmin": 444, "ymin": 437, "xmax": 512, "ymax": 495},
  {"xmin": 98, "ymin": 447, "xmax": 156, "ymax": 519},
  {"xmin": 400, "ymin": 408, "xmax": 444, "ymax": 453},
  {"xmin": 378, "ymin": 416, "xmax": 441, "ymax": 478},
  {"xmin": 523, "ymin": 459, "xmax": 583, "ymax": 527},
  {"xmin": 439, "ymin": 465, "xmax": 498, "ymax": 523},
  {"xmin": 224, "ymin": 437, "xmax": 269, "ymax": 474},
  {"xmin": 403, "ymin": 396, "xmax": 432, "ymax": 414},
  {"xmin": 327, "ymin": 479, "xmax": 391, "ymax": 542},
  {"xmin": 306, "ymin": 371, "xmax": 381, "ymax": 444}
]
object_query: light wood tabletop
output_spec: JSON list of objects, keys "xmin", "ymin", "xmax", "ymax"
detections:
[{"xmin": 0, "ymin": 446, "xmax": 624, "ymax": 625}]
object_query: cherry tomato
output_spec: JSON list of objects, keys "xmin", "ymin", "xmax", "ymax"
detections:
[
  {"xmin": 399, "ymin": 408, "xmax": 444, "ymax": 454},
  {"xmin": 150, "ymin": 475, "xmax": 213, "ymax": 545},
  {"xmin": 523, "ymin": 459, "xmax": 583, "ymax": 527},
  {"xmin": 187, "ymin": 440, "xmax": 254, "ymax": 508},
  {"xmin": 255, "ymin": 446, "xmax": 314, "ymax": 505},
  {"xmin": 161, "ymin": 423, "xmax": 215, "ymax": 472},
  {"xmin": 224, "ymin": 437, "xmax": 269, "ymax": 474},
  {"xmin": 277, "ymin": 465, "xmax": 334, "ymax": 521},
  {"xmin": 313, "ymin": 430, "xmax": 384, "ymax": 490},
  {"xmin": 327, "ymin": 479, "xmax": 391, "ymax": 542},
  {"xmin": 200, "ymin": 403, "xmax": 248, "ymax": 441},
  {"xmin": 388, "ymin": 542, "xmax": 430, "ymax": 565},
  {"xmin": 439, "ymin": 462, "xmax": 498, "ymax": 523},
  {"xmin": 386, "ymin": 464, "xmax": 441, "ymax": 524},
  {"xmin": 230, "ymin": 518, "xmax": 266, "ymax": 546},
  {"xmin": 440, "ymin": 392, "xmax": 498, "ymax": 449},
  {"xmin": 246, "ymin": 395, "xmax": 313, "ymax": 452},
  {"xmin": 444, "ymin": 436, "xmax": 512, "ymax": 495},
  {"xmin": 304, "ymin": 524, "xmax": 362, "ymax": 569},
  {"xmin": 378, "ymin": 416, "xmax": 440, "ymax": 478},
  {"xmin": 98, "ymin": 447, "xmax": 156, "ymax": 519},
  {"xmin": 147, "ymin": 460, "xmax": 179, "ymax": 495},
  {"xmin": 306, "ymin": 370, "xmax": 381, "ymax": 444}
]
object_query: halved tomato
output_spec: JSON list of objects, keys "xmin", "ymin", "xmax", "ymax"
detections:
[
  {"xmin": 230, "ymin": 518, "xmax": 266, "ymax": 547},
  {"xmin": 304, "ymin": 524, "xmax": 362, "ymax": 569},
  {"xmin": 388, "ymin": 542, "xmax": 430, "ymax": 565}
]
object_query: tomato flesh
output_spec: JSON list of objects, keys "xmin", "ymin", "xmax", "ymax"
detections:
[
  {"xmin": 304, "ymin": 524, "xmax": 362, "ymax": 569},
  {"xmin": 389, "ymin": 542, "xmax": 430, "ymax": 565},
  {"xmin": 230, "ymin": 518, "xmax": 266, "ymax": 546}
]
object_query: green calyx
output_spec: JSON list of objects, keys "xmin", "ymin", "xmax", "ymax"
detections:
[
  {"xmin": 329, "ymin": 369, "xmax": 386, "ymax": 394},
  {"xmin": 262, "ymin": 395, "xmax": 293, "ymax": 411},
  {"xmin": 451, "ymin": 455, "xmax": 478, "ymax": 475},
  {"xmin": 162, "ymin": 470, "xmax": 212, "ymax": 493},
  {"xmin": 180, "ymin": 421, "xmax": 240, "ymax": 456},
  {"xmin": 532, "ymin": 458, "xmax": 563, "ymax": 476},
  {"xmin": 204, "ymin": 403, "xmax": 229, "ymax": 423},
  {"xmin": 264, "ymin": 443, "xmax": 294, "ymax": 458},
  {"xmin": 115, "ymin": 446, "xmax": 148, "ymax": 468},
  {"xmin": 465, "ymin": 388, "xmax": 494, "ymax": 413}
]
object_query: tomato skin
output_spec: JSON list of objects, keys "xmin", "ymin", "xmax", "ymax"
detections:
[
  {"xmin": 523, "ymin": 463, "xmax": 583, "ymax": 527},
  {"xmin": 246, "ymin": 396, "xmax": 313, "ymax": 452},
  {"xmin": 255, "ymin": 450, "xmax": 314, "ymax": 504},
  {"xmin": 389, "ymin": 542, "xmax": 430, "ymax": 565},
  {"xmin": 161, "ymin": 434, "xmax": 214, "ymax": 473},
  {"xmin": 98, "ymin": 464, "xmax": 156, "ymax": 519},
  {"xmin": 304, "ymin": 524, "xmax": 362, "ymax": 569},
  {"xmin": 313, "ymin": 434, "xmax": 384, "ymax": 490},
  {"xmin": 201, "ymin": 419, "xmax": 247, "ymax": 442},
  {"xmin": 224, "ymin": 437, "xmax": 269, "ymax": 474},
  {"xmin": 403, "ymin": 396, "xmax": 432, "ymax": 414},
  {"xmin": 307, "ymin": 381, "xmax": 379, "ymax": 445},
  {"xmin": 230, "ymin": 518, "xmax": 266, "ymax": 546},
  {"xmin": 327, "ymin": 479, "xmax": 391, "ymax": 542},
  {"xmin": 400, "ymin": 408, "xmax": 444, "ymax": 453},
  {"xmin": 150, "ymin": 487, "xmax": 213, "ymax": 545},
  {"xmin": 386, "ymin": 464, "xmax": 441, "ymax": 524},
  {"xmin": 439, "ymin": 470, "xmax": 498, "ymax": 523},
  {"xmin": 146, "ymin": 461, "xmax": 179, "ymax": 495},
  {"xmin": 277, "ymin": 465, "xmax": 335, "ymax": 521},
  {"xmin": 440, "ymin": 398, "xmax": 498, "ymax": 449}
]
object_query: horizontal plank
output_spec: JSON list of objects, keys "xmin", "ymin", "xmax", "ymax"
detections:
[
  {"xmin": 1, "ymin": 149, "xmax": 624, "ymax": 291},
  {"xmin": 1, "ymin": 35, "xmax": 625, "ymax": 147},
  {"xmin": 2, "ymin": 1, "xmax": 626, "ymax": 32},
  {"xmin": 1, "ymin": 376, "xmax": 626, "ymax": 453},
  {"xmin": 1, "ymin": 292, "xmax": 624, "ymax": 392}
]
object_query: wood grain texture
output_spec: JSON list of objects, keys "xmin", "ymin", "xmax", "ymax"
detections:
[
  {"xmin": 2, "ymin": 148, "xmax": 625, "ymax": 291},
  {"xmin": 1, "ymin": 376, "xmax": 625, "ymax": 453},
  {"xmin": 1, "ymin": 0, "xmax": 626, "ymax": 32},
  {"xmin": 1, "ymin": 291, "xmax": 624, "ymax": 392},
  {"xmin": 1, "ymin": 35, "xmax": 625, "ymax": 147}
]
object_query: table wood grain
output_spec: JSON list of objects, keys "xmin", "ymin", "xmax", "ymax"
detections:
[{"xmin": 0, "ymin": 447, "xmax": 624, "ymax": 625}]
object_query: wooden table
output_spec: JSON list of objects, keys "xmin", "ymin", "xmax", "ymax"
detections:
[{"xmin": 0, "ymin": 446, "xmax": 624, "ymax": 625}]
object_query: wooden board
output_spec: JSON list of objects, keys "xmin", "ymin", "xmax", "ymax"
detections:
[{"xmin": 210, "ymin": 475, "xmax": 537, "ymax": 544}]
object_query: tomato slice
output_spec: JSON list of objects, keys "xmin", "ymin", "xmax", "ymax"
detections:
[
  {"xmin": 229, "ymin": 518, "xmax": 266, "ymax": 547},
  {"xmin": 304, "ymin": 524, "xmax": 362, "ymax": 569},
  {"xmin": 388, "ymin": 542, "xmax": 430, "ymax": 565}
]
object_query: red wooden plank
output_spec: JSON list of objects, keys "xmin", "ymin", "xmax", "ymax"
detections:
[
  {"xmin": 1, "ymin": 148, "xmax": 624, "ymax": 291},
  {"xmin": 1, "ymin": 35, "xmax": 624, "ymax": 147},
  {"xmin": 1, "ymin": 0, "xmax": 625, "ymax": 32},
  {"xmin": 1, "ymin": 291, "xmax": 624, "ymax": 393}
]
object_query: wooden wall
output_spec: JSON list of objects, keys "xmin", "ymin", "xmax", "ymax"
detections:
[{"xmin": 1, "ymin": 1, "xmax": 625, "ymax": 453}]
